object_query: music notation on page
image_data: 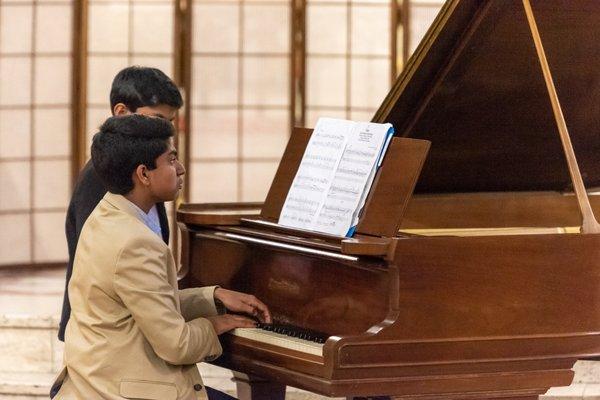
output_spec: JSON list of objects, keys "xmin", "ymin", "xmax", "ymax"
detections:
[{"xmin": 278, "ymin": 117, "xmax": 394, "ymax": 236}]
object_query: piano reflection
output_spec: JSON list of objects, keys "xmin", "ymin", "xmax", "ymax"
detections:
[{"xmin": 177, "ymin": 1, "xmax": 600, "ymax": 399}]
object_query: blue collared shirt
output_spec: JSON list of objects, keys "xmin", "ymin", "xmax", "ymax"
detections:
[{"xmin": 130, "ymin": 202, "xmax": 163, "ymax": 238}]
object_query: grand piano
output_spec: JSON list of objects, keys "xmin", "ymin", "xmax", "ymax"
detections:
[{"xmin": 177, "ymin": 1, "xmax": 600, "ymax": 399}]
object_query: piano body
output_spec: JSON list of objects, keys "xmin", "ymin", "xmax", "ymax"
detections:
[{"xmin": 177, "ymin": 1, "xmax": 600, "ymax": 399}]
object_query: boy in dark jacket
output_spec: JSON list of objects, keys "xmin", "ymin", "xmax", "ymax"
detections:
[{"xmin": 59, "ymin": 66, "xmax": 183, "ymax": 341}]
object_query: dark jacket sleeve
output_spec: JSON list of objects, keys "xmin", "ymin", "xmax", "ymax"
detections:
[
  {"xmin": 59, "ymin": 161, "xmax": 107, "ymax": 341},
  {"xmin": 156, "ymin": 201, "xmax": 170, "ymax": 244},
  {"xmin": 58, "ymin": 161, "xmax": 172, "ymax": 341}
]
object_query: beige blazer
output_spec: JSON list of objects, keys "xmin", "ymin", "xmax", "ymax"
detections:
[{"xmin": 52, "ymin": 192, "xmax": 222, "ymax": 400}]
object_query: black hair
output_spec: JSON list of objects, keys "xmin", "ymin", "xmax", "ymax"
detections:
[
  {"xmin": 109, "ymin": 66, "xmax": 183, "ymax": 112},
  {"xmin": 91, "ymin": 114, "xmax": 175, "ymax": 195}
]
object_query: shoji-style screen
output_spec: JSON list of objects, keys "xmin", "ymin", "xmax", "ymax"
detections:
[
  {"xmin": 304, "ymin": 0, "xmax": 392, "ymax": 126},
  {"xmin": 85, "ymin": 0, "xmax": 175, "ymax": 153},
  {"xmin": 0, "ymin": 0, "xmax": 73, "ymax": 266},
  {"xmin": 189, "ymin": 0, "xmax": 291, "ymax": 203}
]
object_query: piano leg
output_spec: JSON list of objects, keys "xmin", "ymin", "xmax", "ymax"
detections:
[{"xmin": 231, "ymin": 371, "xmax": 286, "ymax": 400}]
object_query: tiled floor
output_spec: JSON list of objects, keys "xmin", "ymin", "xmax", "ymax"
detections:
[{"xmin": 0, "ymin": 267, "xmax": 64, "ymax": 317}]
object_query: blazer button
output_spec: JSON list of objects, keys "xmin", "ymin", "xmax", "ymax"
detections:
[{"xmin": 193, "ymin": 384, "xmax": 203, "ymax": 391}]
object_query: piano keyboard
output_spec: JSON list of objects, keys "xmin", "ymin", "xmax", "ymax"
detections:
[{"xmin": 229, "ymin": 323, "xmax": 327, "ymax": 357}]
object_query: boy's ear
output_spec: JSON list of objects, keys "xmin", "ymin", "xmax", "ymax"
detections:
[
  {"xmin": 113, "ymin": 103, "xmax": 131, "ymax": 116},
  {"xmin": 134, "ymin": 165, "xmax": 151, "ymax": 186}
]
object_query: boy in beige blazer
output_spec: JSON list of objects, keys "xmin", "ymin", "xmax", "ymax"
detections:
[{"xmin": 51, "ymin": 115, "xmax": 270, "ymax": 400}]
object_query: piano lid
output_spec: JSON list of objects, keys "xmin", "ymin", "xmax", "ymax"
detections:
[{"xmin": 374, "ymin": 0, "xmax": 600, "ymax": 194}]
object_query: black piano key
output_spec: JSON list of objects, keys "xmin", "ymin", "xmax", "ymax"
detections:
[{"xmin": 256, "ymin": 323, "xmax": 328, "ymax": 344}]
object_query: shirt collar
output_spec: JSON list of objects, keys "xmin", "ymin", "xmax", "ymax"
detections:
[{"xmin": 102, "ymin": 192, "xmax": 162, "ymax": 238}]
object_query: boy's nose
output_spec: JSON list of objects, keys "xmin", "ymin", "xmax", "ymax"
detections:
[{"xmin": 177, "ymin": 161, "xmax": 186, "ymax": 176}]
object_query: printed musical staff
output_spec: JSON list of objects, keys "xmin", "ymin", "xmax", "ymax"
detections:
[{"xmin": 279, "ymin": 117, "xmax": 393, "ymax": 236}]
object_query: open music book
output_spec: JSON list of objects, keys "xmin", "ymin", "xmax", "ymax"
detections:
[{"xmin": 278, "ymin": 118, "xmax": 394, "ymax": 237}]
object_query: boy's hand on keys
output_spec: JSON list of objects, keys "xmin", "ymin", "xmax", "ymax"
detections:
[
  {"xmin": 214, "ymin": 288, "xmax": 272, "ymax": 323},
  {"xmin": 207, "ymin": 314, "xmax": 257, "ymax": 335}
]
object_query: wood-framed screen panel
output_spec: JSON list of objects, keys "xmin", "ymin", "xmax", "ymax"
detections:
[
  {"xmin": 85, "ymin": 0, "xmax": 176, "ymax": 156},
  {"xmin": 188, "ymin": 0, "xmax": 292, "ymax": 204},
  {"xmin": 304, "ymin": 0, "xmax": 393, "ymax": 126},
  {"xmin": 0, "ymin": 0, "xmax": 73, "ymax": 267}
]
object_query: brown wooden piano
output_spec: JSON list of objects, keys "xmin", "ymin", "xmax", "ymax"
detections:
[{"xmin": 177, "ymin": 1, "xmax": 600, "ymax": 399}]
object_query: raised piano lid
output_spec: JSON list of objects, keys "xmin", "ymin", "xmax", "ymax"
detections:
[{"xmin": 373, "ymin": 0, "xmax": 600, "ymax": 195}]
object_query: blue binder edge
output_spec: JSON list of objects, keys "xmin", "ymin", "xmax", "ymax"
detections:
[{"xmin": 345, "ymin": 126, "xmax": 395, "ymax": 238}]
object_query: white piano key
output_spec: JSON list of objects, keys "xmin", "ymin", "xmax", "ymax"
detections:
[{"xmin": 229, "ymin": 328, "xmax": 325, "ymax": 357}]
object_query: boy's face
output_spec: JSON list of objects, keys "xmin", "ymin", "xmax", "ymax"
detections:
[{"xmin": 146, "ymin": 138, "xmax": 185, "ymax": 202}]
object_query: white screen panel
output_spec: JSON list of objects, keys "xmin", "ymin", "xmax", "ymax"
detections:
[
  {"xmin": 0, "ymin": 161, "xmax": 31, "ymax": 211},
  {"xmin": 241, "ymin": 109, "xmax": 289, "ymax": 158},
  {"xmin": 0, "ymin": 110, "xmax": 31, "ymax": 158},
  {"xmin": 35, "ymin": 4, "xmax": 72, "ymax": 53},
  {"xmin": 0, "ymin": 214, "xmax": 31, "ymax": 264},
  {"xmin": 244, "ymin": 3, "xmax": 289, "ymax": 53},
  {"xmin": 190, "ymin": 161, "xmax": 238, "ymax": 203},
  {"xmin": 241, "ymin": 161, "xmax": 278, "ymax": 202},
  {"xmin": 0, "ymin": 5, "xmax": 33, "ymax": 53},
  {"xmin": 190, "ymin": 109, "xmax": 239, "ymax": 159}
]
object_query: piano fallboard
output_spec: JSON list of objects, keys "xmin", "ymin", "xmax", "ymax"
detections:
[{"xmin": 181, "ymin": 228, "xmax": 390, "ymax": 338}]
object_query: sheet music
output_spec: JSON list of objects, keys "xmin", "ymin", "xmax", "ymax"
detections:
[
  {"xmin": 314, "ymin": 122, "xmax": 391, "ymax": 235},
  {"xmin": 278, "ymin": 118, "xmax": 354, "ymax": 230},
  {"xmin": 279, "ymin": 118, "xmax": 393, "ymax": 236}
]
